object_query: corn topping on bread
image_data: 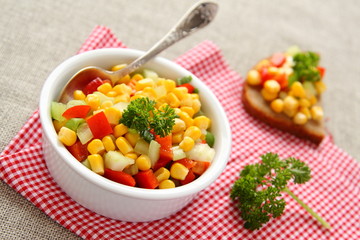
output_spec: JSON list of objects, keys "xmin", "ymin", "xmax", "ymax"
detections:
[{"xmin": 242, "ymin": 46, "xmax": 326, "ymax": 144}]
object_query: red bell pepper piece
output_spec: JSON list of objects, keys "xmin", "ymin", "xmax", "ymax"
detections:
[
  {"xmin": 66, "ymin": 140, "xmax": 88, "ymax": 161},
  {"xmin": 317, "ymin": 66, "xmax": 326, "ymax": 78},
  {"xmin": 260, "ymin": 67, "xmax": 273, "ymax": 85},
  {"xmin": 86, "ymin": 111, "xmax": 113, "ymax": 139},
  {"xmin": 192, "ymin": 161, "xmax": 210, "ymax": 175},
  {"xmin": 62, "ymin": 105, "xmax": 91, "ymax": 119},
  {"xmin": 270, "ymin": 53, "xmax": 286, "ymax": 67},
  {"xmin": 104, "ymin": 168, "xmax": 136, "ymax": 187},
  {"xmin": 83, "ymin": 77, "xmax": 104, "ymax": 95},
  {"xmin": 153, "ymin": 135, "xmax": 173, "ymax": 170},
  {"xmin": 274, "ymin": 72, "xmax": 288, "ymax": 90},
  {"xmin": 180, "ymin": 170, "xmax": 196, "ymax": 185},
  {"xmin": 134, "ymin": 169, "xmax": 159, "ymax": 189},
  {"xmin": 178, "ymin": 83, "xmax": 195, "ymax": 93},
  {"xmin": 176, "ymin": 158, "xmax": 196, "ymax": 169}
]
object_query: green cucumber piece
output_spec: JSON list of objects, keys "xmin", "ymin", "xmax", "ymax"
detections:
[
  {"xmin": 65, "ymin": 118, "xmax": 85, "ymax": 131},
  {"xmin": 51, "ymin": 102, "xmax": 67, "ymax": 121}
]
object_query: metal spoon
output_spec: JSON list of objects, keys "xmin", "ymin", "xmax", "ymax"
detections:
[{"xmin": 59, "ymin": 1, "xmax": 218, "ymax": 103}]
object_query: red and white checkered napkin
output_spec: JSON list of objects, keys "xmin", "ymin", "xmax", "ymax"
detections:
[{"xmin": 1, "ymin": 26, "xmax": 360, "ymax": 239}]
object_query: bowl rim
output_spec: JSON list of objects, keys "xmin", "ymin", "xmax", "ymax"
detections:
[{"xmin": 39, "ymin": 48, "xmax": 232, "ymax": 200}]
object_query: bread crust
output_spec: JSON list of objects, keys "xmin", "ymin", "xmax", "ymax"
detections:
[{"xmin": 242, "ymin": 83, "xmax": 325, "ymax": 144}]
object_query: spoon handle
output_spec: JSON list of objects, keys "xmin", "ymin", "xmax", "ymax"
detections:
[{"xmin": 115, "ymin": 1, "xmax": 218, "ymax": 79}]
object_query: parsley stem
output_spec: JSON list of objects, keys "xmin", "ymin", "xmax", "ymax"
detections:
[{"xmin": 283, "ymin": 187, "xmax": 332, "ymax": 229}]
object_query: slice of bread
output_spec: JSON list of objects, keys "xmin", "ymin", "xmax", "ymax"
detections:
[{"xmin": 242, "ymin": 82, "xmax": 326, "ymax": 144}]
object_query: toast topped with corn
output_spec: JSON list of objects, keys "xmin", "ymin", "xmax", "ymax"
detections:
[{"xmin": 242, "ymin": 46, "xmax": 326, "ymax": 144}]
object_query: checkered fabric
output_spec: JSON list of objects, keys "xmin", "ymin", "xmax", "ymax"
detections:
[{"xmin": 1, "ymin": 25, "xmax": 359, "ymax": 239}]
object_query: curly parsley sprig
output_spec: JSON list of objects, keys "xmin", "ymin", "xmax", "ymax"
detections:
[
  {"xmin": 120, "ymin": 97, "xmax": 176, "ymax": 142},
  {"xmin": 230, "ymin": 153, "xmax": 331, "ymax": 230},
  {"xmin": 288, "ymin": 51, "xmax": 321, "ymax": 86}
]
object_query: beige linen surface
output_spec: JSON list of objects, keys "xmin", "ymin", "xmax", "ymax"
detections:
[{"xmin": 0, "ymin": 0, "xmax": 359, "ymax": 239}]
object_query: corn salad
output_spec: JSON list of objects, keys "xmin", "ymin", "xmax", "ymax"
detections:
[{"xmin": 51, "ymin": 65, "xmax": 215, "ymax": 189}]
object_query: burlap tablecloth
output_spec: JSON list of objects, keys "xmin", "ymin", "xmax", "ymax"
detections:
[{"xmin": 1, "ymin": 0, "xmax": 359, "ymax": 239}]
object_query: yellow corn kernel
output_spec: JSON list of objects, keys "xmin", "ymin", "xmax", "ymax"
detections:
[
  {"xmin": 116, "ymin": 137, "xmax": 134, "ymax": 155},
  {"xmin": 111, "ymin": 64, "xmax": 127, "ymax": 71},
  {"xmin": 283, "ymin": 96, "xmax": 299, "ymax": 111},
  {"xmin": 246, "ymin": 69, "xmax": 261, "ymax": 86},
  {"xmin": 299, "ymin": 98, "xmax": 311, "ymax": 108},
  {"xmin": 192, "ymin": 99, "xmax": 201, "ymax": 114},
  {"xmin": 172, "ymin": 87, "xmax": 188, "ymax": 100},
  {"xmin": 154, "ymin": 167, "xmax": 171, "ymax": 182},
  {"xmin": 155, "ymin": 96, "xmax": 169, "ymax": 108},
  {"xmin": 125, "ymin": 132, "xmax": 140, "ymax": 147},
  {"xmin": 101, "ymin": 100, "xmax": 113, "ymax": 109},
  {"xmin": 135, "ymin": 78, "xmax": 155, "ymax": 91},
  {"xmin": 178, "ymin": 111, "xmax": 194, "ymax": 128},
  {"xmin": 293, "ymin": 112, "xmax": 308, "ymax": 125},
  {"xmin": 309, "ymin": 95, "xmax": 318, "ymax": 105},
  {"xmin": 88, "ymin": 154, "xmax": 104, "ymax": 175},
  {"xmin": 179, "ymin": 136, "xmax": 195, "ymax": 152},
  {"xmin": 113, "ymin": 124, "xmax": 128, "ymax": 138},
  {"xmin": 124, "ymin": 152, "xmax": 138, "ymax": 160},
  {"xmin": 87, "ymin": 139, "xmax": 105, "ymax": 155},
  {"xmin": 311, "ymin": 106, "xmax": 324, "ymax": 121},
  {"xmin": 167, "ymin": 92, "xmax": 180, "ymax": 108},
  {"xmin": 270, "ymin": 98, "xmax": 284, "ymax": 113},
  {"xmin": 172, "ymin": 118, "xmax": 186, "ymax": 133},
  {"xmin": 97, "ymin": 82, "xmax": 112, "ymax": 94},
  {"xmin": 131, "ymin": 73, "xmax": 144, "ymax": 81},
  {"xmin": 193, "ymin": 116, "xmax": 211, "ymax": 130},
  {"xmin": 114, "ymin": 94, "xmax": 130, "ymax": 103},
  {"xmin": 261, "ymin": 88, "xmax": 278, "ymax": 101},
  {"xmin": 268, "ymin": 66, "xmax": 279, "ymax": 76},
  {"xmin": 191, "ymin": 93, "xmax": 200, "ymax": 100},
  {"xmin": 142, "ymin": 87, "xmax": 157, "ymax": 99},
  {"xmin": 102, "ymin": 136, "xmax": 116, "ymax": 152},
  {"xmin": 174, "ymin": 108, "xmax": 182, "ymax": 115},
  {"xmin": 264, "ymin": 80, "xmax": 281, "ymax": 94},
  {"xmin": 184, "ymin": 126, "xmax": 202, "ymax": 140},
  {"xmin": 85, "ymin": 94, "xmax": 100, "ymax": 111},
  {"xmin": 255, "ymin": 59, "xmax": 271, "ymax": 71},
  {"xmin": 315, "ymin": 81, "xmax": 326, "ymax": 94},
  {"xmin": 180, "ymin": 94, "xmax": 193, "ymax": 108},
  {"xmin": 58, "ymin": 127, "xmax": 77, "ymax": 146},
  {"xmin": 283, "ymin": 108, "xmax": 297, "ymax": 118},
  {"xmin": 53, "ymin": 120, "xmax": 66, "ymax": 133},
  {"xmin": 170, "ymin": 162, "xmax": 189, "ymax": 180},
  {"xmin": 163, "ymin": 79, "xmax": 176, "ymax": 92},
  {"xmin": 159, "ymin": 179, "xmax": 176, "ymax": 189},
  {"xmin": 119, "ymin": 74, "xmax": 131, "ymax": 84},
  {"xmin": 104, "ymin": 107, "xmax": 122, "ymax": 125},
  {"xmin": 135, "ymin": 154, "xmax": 151, "ymax": 171},
  {"xmin": 291, "ymin": 81, "xmax": 306, "ymax": 98},
  {"xmin": 73, "ymin": 90, "xmax": 86, "ymax": 100},
  {"xmin": 172, "ymin": 131, "xmax": 184, "ymax": 144},
  {"xmin": 299, "ymin": 107, "xmax": 311, "ymax": 119},
  {"xmin": 113, "ymin": 83, "xmax": 132, "ymax": 95},
  {"xmin": 106, "ymin": 90, "xmax": 118, "ymax": 98}
]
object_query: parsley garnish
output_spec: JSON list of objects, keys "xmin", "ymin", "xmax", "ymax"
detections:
[
  {"xmin": 120, "ymin": 97, "xmax": 176, "ymax": 142},
  {"xmin": 230, "ymin": 153, "xmax": 331, "ymax": 230},
  {"xmin": 288, "ymin": 51, "xmax": 321, "ymax": 87}
]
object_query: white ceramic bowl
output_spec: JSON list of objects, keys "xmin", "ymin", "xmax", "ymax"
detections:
[{"xmin": 39, "ymin": 48, "xmax": 231, "ymax": 222}]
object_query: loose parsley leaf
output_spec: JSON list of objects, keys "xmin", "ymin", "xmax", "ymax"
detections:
[
  {"xmin": 231, "ymin": 153, "xmax": 331, "ymax": 230},
  {"xmin": 120, "ymin": 97, "xmax": 176, "ymax": 141}
]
